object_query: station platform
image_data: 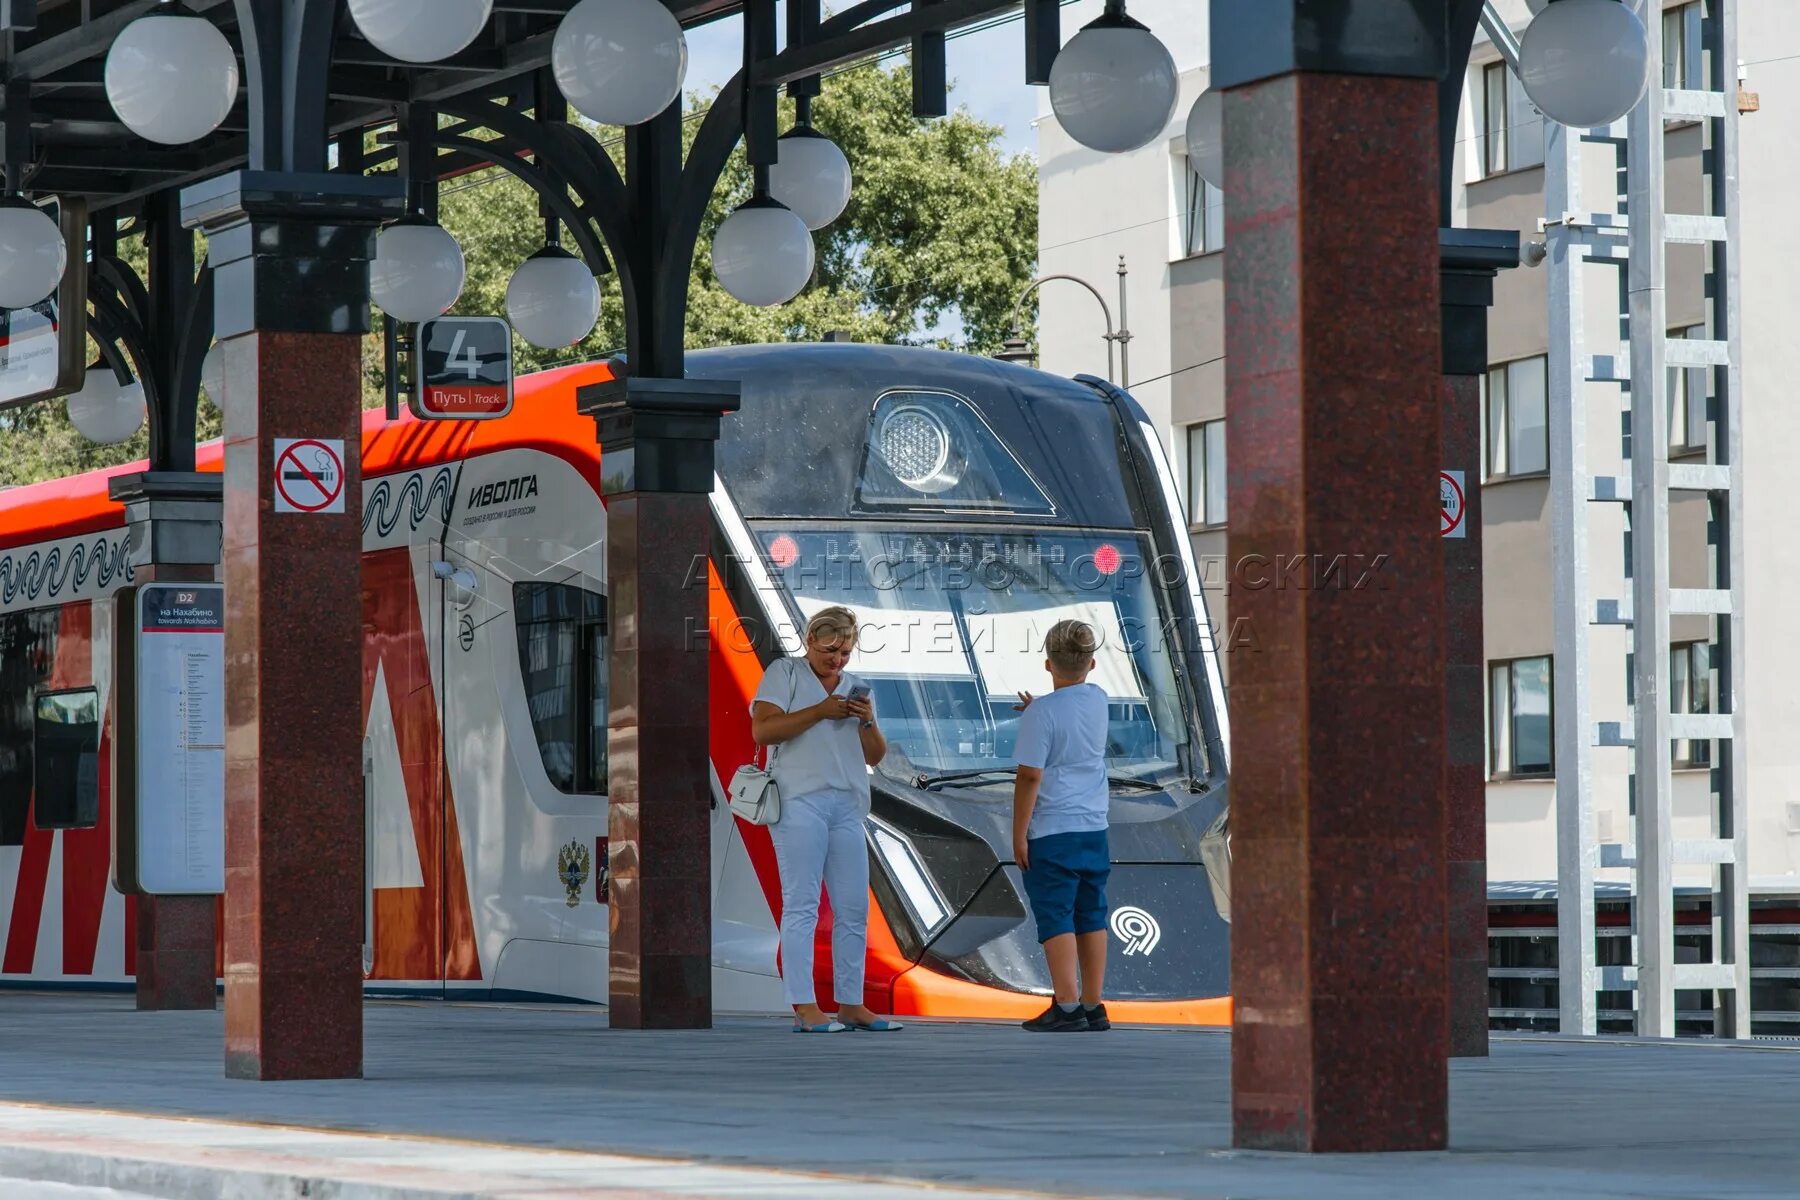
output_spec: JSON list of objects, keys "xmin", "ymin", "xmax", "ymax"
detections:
[{"xmin": 0, "ymin": 993, "xmax": 1796, "ymax": 1199}]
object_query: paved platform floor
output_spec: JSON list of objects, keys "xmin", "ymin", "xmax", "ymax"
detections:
[{"xmin": 0, "ymin": 993, "xmax": 1798, "ymax": 1199}]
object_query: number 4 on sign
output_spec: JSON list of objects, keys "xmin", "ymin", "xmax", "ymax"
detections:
[{"xmin": 447, "ymin": 329, "xmax": 481, "ymax": 380}]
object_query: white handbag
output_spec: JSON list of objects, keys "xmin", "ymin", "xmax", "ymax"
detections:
[{"xmin": 728, "ymin": 659, "xmax": 797, "ymax": 826}]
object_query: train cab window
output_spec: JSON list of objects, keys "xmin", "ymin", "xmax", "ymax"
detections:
[
  {"xmin": 513, "ymin": 583, "xmax": 607, "ymax": 795},
  {"xmin": 855, "ymin": 390, "xmax": 1054, "ymax": 515},
  {"xmin": 33, "ymin": 689, "xmax": 99, "ymax": 830},
  {"xmin": 0, "ymin": 610, "xmax": 58, "ymax": 845}
]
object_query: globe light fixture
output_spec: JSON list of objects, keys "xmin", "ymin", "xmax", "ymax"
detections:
[
  {"xmin": 370, "ymin": 218, "xmax": 466, "ymax": 324},
  {"xmin": 347, "ymin": 0, "xmax": 494, "ymax": 64},
  {"xmin": 104, "ymin": 4, "xmax": 240, "ymax": 146},
  {"xmin": 1047, "ymin": 5, "xmax": 1178, "ymax": 154},
  {"xmin": 0, "ymin": 196, "xmax": 66, "ymax": 310},
  {"xmin": 1518, "ymin": 0, "xmax": 1651, "ymax": 129},
  {"xmin": 68, "ymin": 364, "xmax": 146, "ymax": 445},
  {"xmin": 768, "ymin": 126, "xmax": 853, "ymax": 231},
  {"xmin": 1184, "ymin": 88, "xmax": 1223, "ymax": 188},
  {"xmin": 712, "ymin": 195, "xmax": 814, "ymax": 307},
  {"xmin": 552, "ymin": 0, "xmax": 688, "ymax": 127},
  {"xmin": 506, "ymin": 246, "xmax": 602, "ymax": 348},
  {"xmin": 200, "ymin": 342, "xmax": 225, "ymax": 408}
]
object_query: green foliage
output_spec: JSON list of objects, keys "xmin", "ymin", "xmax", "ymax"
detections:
[{"xmin": 1, "ymin": 58, "xmax": 1037, "ymax": 486}]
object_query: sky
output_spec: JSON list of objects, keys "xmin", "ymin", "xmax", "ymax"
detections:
[{"xmin": 683, "ymin": 9, "xmax": 1040, "ymax": 159}]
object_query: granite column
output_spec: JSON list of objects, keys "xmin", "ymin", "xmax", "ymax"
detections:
[
  {"xmin": 183, "ymin": 172, "xmax": 404, "ymax": 1079},
  {"xmin": 1213, "ymin": 1, "xmax": 1450, "ymax": 1152},
  {"xmin": 577, "ymin": 371, "xmax": 740, "ymax": 1028},
  {"xmin": 110, "ymin": 472, "xmax": 223, "ymax": 1011}
]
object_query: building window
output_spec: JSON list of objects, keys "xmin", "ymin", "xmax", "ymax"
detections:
[
  {"xmin": 1476, "ymin": 60, "xmax": 1544, "ymax": 177},
  {"xmin": 1179, "ymin": 161, "xmax": 1224, "ymax": 258},
  {"xmin": 1667, "ymin": 324, "xmax": 1707, "ymax": 453},
  {"xmin": 514, "ymin": 582, "xmax": 608, "ymax": 795},
  {"xmin": 33, "ymin": 688, "xmax": 98, "ymax": 830},
  {"xmin": 1663, "ymin": 2, "xmax": 1704, "ymax": 91},
  {"xmin": 1186, "ymin": 419, "xmax": 1226, "ymax": 527},
  {"xmin": 1671, "ymin": 641, "xmax": 1712, "ymax": 769},
  {"xmin": 1483, "ymin": 356, "xmax": 1549, "ymax": 479},
  {"xmin": 1490, "ymin": 656, "xmax": 1553, "ymax": 779}
]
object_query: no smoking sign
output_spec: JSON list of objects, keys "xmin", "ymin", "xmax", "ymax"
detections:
[
  {"xmin": 1440, "ymin": 469, "xmax": 1466, "ymax": 540},
  {"xmin": 274, "ymin": 438, "xmax": 346, "ymax": 514}
]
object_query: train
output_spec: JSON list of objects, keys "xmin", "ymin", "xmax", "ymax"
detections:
[{"xmin": 0, "ymin": 342, "xmax": 1233, "ymax": 1023}]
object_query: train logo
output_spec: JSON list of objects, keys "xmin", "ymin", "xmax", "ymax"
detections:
[
  {"xmin": 558, "ymin": 841, "xmax": 592, "ymax": 908},
  {"xmin": 1110, "ymin": 906, "xmax": 1162, "ymax": 956}
]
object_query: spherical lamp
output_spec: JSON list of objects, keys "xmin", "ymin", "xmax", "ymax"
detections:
[
  {"xmin": 0, "ymin": 197, "xmax": 66, "ymax": 310},
  {"xmin": 552, "ymin": 0, "xmax": 688, "ymax": 127},
  {"xmin": 1184, "ymin": 88, "xmax": 1223, "ymax": 188},
  {"xmin": 347, "ymin": 0, "xmax": 494, "ymax": 64},
  {"xmin": 506, "ymin": 246, "xmax": 602, "ymax": 348},
  {"xmin": 1519, "ymin": 0, "xmax": 1651, "ymax": 129},
  {"xmin": 200, "ymin": 342, "xmax": 225, "ymax": 407},
  {"xmin": 104, "ymin": 6, "xmax": 240, "ymax": 146},
  {"xmin": 370, "ymin": 219, "xmax": 466, "ymax": 324},
  {"xmin": 712, "ymin": 197, "xmax": 814, "ymax": 307},
  {"xmin": 768, "ymin": 127, "xmax": 853, "ymax": 231},
  {"xmin": 68, "ymin": 366, "xmax": 145, "ymax": 445},
  {"xmin": 1047, "ymin": 10, "xmax": 1178, "ymax": 154}
]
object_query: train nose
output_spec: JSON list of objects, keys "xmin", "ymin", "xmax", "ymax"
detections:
[
  {"xmin": 920, "ymin": 860, "xmax": 1232, "ymax": 1001},
  {"xmin": 868, "ymin": 796, "xmax": 1233, "ymax": 1003}
]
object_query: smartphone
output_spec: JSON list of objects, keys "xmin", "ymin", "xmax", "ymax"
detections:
[{"xmin": 847, "ymin": 683, "xmax": 872, "ymax": 727}]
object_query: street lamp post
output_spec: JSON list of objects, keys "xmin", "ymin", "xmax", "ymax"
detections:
[{"xmin": 1002, "ymin": 255, "xmax": 1132, "ymax": 389}]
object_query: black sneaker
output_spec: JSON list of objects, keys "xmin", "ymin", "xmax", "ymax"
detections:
[
  {"xmin": 1082, "ymin": 1003, "xmax": 1111, "ymax": 1031},
  {"xmin": 1022, "ymin": 1003, "xmax": 1089, "ymax": 1032}
]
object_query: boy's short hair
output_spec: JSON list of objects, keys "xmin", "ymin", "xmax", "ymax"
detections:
[{"xmin": 1044, "ymin": 619, "xmax": 1098, "ymax": 677}]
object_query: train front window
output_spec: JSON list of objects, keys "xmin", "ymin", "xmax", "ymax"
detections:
[{"xmin": 758, "ymin": 528, "xmax": 1192, "ymax": 781}]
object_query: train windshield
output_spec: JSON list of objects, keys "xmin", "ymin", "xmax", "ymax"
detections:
[{"xmin": 756, "ymin": 527, "xmax": 1194, "ymax": 784}]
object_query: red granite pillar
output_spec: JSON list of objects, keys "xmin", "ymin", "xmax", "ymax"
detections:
[
  {"xmin": 184, "ymin": 173, "xmax": 404, "ymax": 1079},
  {"xmin": 1220, "ymin": 68, "xmax": 1448, "ymax": 1151},
  {"xmin": 111, "ymin": 472, "xmax": 224, "ymax": 1012},
  {"xmin": 1439, "ymin": 232, "xmax": 1516, "ymax": 1057},
  {"xmin": 579, "ymin": 373, "xmax": 740, "ymax": 1028},
  {"xmin": 1443, "ymin": 371, "xmax": 1488, "ymax": 1057}
]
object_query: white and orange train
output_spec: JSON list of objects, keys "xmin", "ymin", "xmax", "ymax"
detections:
[{"xmin": 0, "ymin": 343, "xmax": 1233, "ymax": 1023}]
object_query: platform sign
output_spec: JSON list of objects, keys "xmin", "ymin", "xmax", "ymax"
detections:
[
  {"xmin": 412, "ymin": 316, "xmax": 514, "ymax": 420},
  {"xmin": 274, "ymin": 437, "xmax": 346, "ymax": 514},
  {"xmin": 112, "ymin": 584, "xmax": 226, "ymax": 896},
  {"xmin": 1440, "ymin": 469, "xmax": 1466, "ymax": 540},
  {"xmin": 0, "ymin": 195, "xmax": 89, "ymax": 412}
]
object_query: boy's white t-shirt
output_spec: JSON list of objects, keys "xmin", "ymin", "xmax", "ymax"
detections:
[
  {"xmin": 753, "ymin": 656, "xmax": 871, "ymax": 807},
  {"xmin": 1013, "ymin": 682, "xmax": 1110, "ymax": 838}
]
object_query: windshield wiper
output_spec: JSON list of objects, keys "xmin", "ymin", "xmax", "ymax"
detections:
[
  {"xmin": 1106, "ymin": 771, "xmax": 1171, "ymax": 793},
  {"xmin": 917, "ymin": 767, "xmax": 1018, "ymax": 790}
]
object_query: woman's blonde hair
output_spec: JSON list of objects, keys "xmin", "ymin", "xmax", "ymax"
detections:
[
  {"xmin": 804, "ymin": 605, "xmax": 859, "ymax": 648},
  {"xmin": 1045, "ymin": 618, "xmax": 1098, "ymax": 676}
]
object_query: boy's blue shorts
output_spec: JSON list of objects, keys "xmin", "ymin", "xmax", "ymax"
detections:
[{"xmin": 1022, "ymin": 829, "xmax": 1111, "ymax": 942}]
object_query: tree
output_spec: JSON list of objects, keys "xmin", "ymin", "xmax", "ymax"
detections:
[{"xmin": 0, "ymin": 58, "xmax": 1037, "ymax": 486}]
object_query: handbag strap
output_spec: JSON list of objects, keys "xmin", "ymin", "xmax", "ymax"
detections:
[{"xmin": 756, "ymin": 657, "xmax": 802, "ymax": 770}]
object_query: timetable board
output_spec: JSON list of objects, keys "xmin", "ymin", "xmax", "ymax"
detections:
[{"xmin": 121, "ymin": 584, "xmax": 226, "ymax": 895}]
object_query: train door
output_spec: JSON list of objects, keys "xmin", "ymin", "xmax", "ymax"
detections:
[
  {"xmin": 361, "ymin": 528, "xmax": 454, "ymax": 994},
  {"xmin": 430, "ymin": 536, "xmax": 488, "ymax": 993}
]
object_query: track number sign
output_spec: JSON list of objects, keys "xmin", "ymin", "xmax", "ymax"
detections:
[{"xmin": 413, "ymin": 316, "xmax": 514, "ymax": 420}]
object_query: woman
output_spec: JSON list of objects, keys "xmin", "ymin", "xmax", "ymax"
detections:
[{"xmin": 751, "ymin": 606, "xmax": 903, "ymax": 1033}]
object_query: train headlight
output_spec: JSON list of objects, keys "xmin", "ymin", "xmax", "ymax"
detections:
[
  {"xmin": 877, "ymin": 405, "xmax": 957, "ymax": 494},
  {"xmin": 869, "ymin": 819, "xmax": 950, "ymax": 937}
]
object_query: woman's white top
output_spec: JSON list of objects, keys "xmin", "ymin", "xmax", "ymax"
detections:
[{"xmin": 754, "ymin": 655, "xmax": 871, "ymax": 808}]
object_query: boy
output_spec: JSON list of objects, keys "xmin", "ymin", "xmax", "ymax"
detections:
[{"xmin": 1011, "ymin": 618, "xmax": 1111, "ymax": 1033}]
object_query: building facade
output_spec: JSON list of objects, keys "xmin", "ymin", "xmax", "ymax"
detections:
[{"xmin": 1037, "ymin": 0, "xmax": 1800, "ymax": 900}]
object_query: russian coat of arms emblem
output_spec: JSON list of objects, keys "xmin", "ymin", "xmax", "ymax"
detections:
[{"xmin": 558, "ymin": 840, "xmax": 592, "ymax": 908}]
